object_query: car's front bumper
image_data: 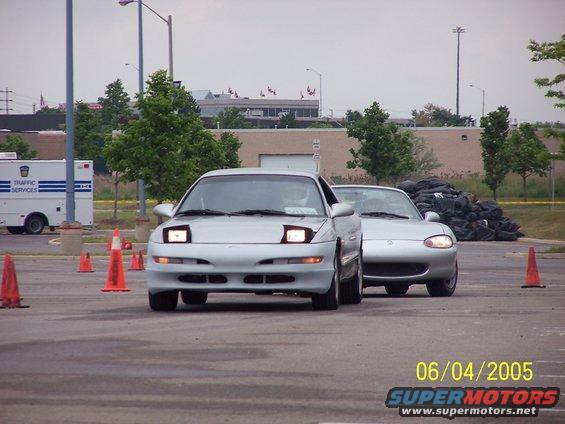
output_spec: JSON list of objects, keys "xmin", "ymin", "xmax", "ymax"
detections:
[
  {"xmin": 362, "ymin": 239, "xmax": 457, "ymax": 285},
  {"xmin": 146, "ymin": 241, "xmax": 336, "ymax": 294}
]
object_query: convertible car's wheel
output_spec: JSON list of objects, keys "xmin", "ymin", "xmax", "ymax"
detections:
[
  {"xmin": 385, "ymin": 284, "xmax": 410, "ymax": 296},
  {"xmin": 7, "ymin": 226, "xmax": 25, "ymax": 235},
  {"xmin": 181, "ymin": 291, "xmax": 208, "ymax": 305},
  {"xmin": 340, "ymin": 251, "xmax": 363, "ymax": 304},
  {"xmin": 312, "ymin": 249, "xmax": 340, "ymax": 310},
  {"xmin": 148, "ymin": 290, "xmax": 178, "ymax": 311},
  {"xmin": 426, "ymin": 263, "xmax": 458, "ymax": 297}
]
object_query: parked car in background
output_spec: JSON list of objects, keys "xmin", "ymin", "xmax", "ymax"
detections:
[
  {"xmin": 332, "ymin": 185, "xmax": 458, "ymax": 297},
  {"xmin": 147, "ymin": 169, "xmax": 363, "ymax": 311}
]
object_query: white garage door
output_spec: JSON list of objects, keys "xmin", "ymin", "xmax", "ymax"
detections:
[{"xmin": 259, "ymin": 154, "xmax": 317, "ymax": 172}]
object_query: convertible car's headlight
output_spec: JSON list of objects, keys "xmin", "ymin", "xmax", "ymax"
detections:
[
  {"xmin": 281, "ymin": 225, "xmax": 314, "ymax": 243},
  {"xmin": 424, "ymin": 235, "xmax": 453, "ymax": 248},
  {"xmin": 163, "ymin": 225, "xmax": 191, "ymax": 243}
]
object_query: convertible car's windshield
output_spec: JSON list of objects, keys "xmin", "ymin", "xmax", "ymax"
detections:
[
  {"xmin": 333, "ymin": 187, "xmax": 421, "ymax": 219},
  {"xmin": 177, "ymin": 175, "xmax": 326, "ymax": 217}
]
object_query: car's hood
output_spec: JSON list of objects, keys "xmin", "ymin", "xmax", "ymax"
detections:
[
  {"xmin": 160, "ymin": 215, "xmax": 328, "ymax": 243},
  {"xmin": 361, "ymin": 217, "xmax": 445, "ymax": 241}
]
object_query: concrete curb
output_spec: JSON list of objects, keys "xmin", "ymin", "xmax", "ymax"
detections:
[
  {"xmin": 504, "ymin": 252, "xmax": 565, "ymax": 259},
  {"xmin": 518, "ymin": 238, "xmax": 565, "ymax": 245}
]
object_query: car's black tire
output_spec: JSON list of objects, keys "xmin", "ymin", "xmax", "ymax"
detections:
[
  {"xmin": 180, "ymin": 291, "xmax": 208, "ymax": 305},
  {"xmin": 7, "ymin": 226, "xmax": 26, "ymax": 235},
  {"xmin": 312, "ymin": 248, "xmax": 340, "ymax": 310},
  {"xmin": 340, "ymin": 250, "xmax": 363, "ymax": 304},
  {"xmin": 385, "ymin": 284, "xmax": 410, "ymax": 296},
  {"xmin": 426, "ymin": 263, "xmax": 458, "ymax": 297},
  {"xmin": 24, "ymin": 214, "xmax": 45, "ymax": 235},
  {"xmin": 148, "ymin": 290, "xmax": 178, "ymax": 311}
]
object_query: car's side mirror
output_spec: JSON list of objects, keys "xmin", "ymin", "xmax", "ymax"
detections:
[
  {"xmin": 424, "ymin": 211, "xmax": 440, "ymax": 222},
  {"xmin": 331, "ymin": 203, "xmax": 355, "ymax": 218},
  {"xmin": 153, "ymin": 203, "xmax": 174, "ymax": 218}
]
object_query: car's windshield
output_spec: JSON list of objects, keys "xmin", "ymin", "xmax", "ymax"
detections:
[
  {"xmin": 177, "ymin": 175, "xmax": 326, "ymax": 217},
  {"xmin": 333, "ymin": 187, "xmax": 421, "ymax": 219}
]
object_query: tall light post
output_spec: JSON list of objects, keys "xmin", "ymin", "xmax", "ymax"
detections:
[
  {"xmin": 119, "ymin": 0, "xmax": 174, "ymax": 80},
  {"xmin": 65, "ymin": 0, "xmax": 75, "ymax": 222},
  {"xmin": 452, "ymin": 27, "xmax": 465, "ymax": 116},
  {"xmin": 469, "ymin": 84, "xmax": 485, "ymax": 118},
  {"xmin": 306, "ymin": 67, "xmax": 322, "ymax": 117}
]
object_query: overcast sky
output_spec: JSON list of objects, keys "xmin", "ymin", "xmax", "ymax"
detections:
[{"xmin": 2, "ymin": 0, "xmax": 564, "ymax": 122}]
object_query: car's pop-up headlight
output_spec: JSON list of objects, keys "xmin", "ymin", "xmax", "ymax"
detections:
[
  {"xmin": 281, "ymin": 225, "xmax": 314, "ymax": 244},
  {"xmin": 163, "ymin": 225, "xmax": 191, "ymax": 243},
  {"xmin": 424, "ymin": 235, "xmax": 453, "ymax": 248}
]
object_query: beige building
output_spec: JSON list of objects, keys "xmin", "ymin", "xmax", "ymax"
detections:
[{"xmin": 1, "ymin": 128, "xmax": 563, "ymax": 179}]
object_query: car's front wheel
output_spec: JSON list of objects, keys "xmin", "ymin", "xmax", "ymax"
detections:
[
  {"xmin": 148, "ymin": 290, "xmax": 178, "ymax": 311},
  {"xmin": 426, "ymin": 263, "xmax": 458, "ymax": 297},
  {"xmin": 312, "ymin": 249, "xmax": 340, "ymax": 310},
  {"xmin": 340, "ymin": 251, "xmax": 363, "ymax": 304},
  {"xmin": 385, "ymin": 284, "xmax": 409, "ymax": 296},
  {"xmin": 181, "ymin": 291, "xmax": 208, "ymax": 305}
]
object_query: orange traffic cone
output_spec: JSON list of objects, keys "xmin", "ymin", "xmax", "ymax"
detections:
[
  {"xmin": 138, "ymin": 251, "xmax": 145, "ymax": 270},
  {"xmin": 1, "ymin": 255, "xmax": 28, "ymax": 308},
  {"xmin": 78, "ymin": 252, "xmax": 94, "ymax": 273},
  {"xmin": 102, "ymin": 229, "xmax": 130, "ymax": 292},
  {"xmin": 129, "ymin": 250, "xmax": 143, "ymax": 271},
  {"xmin": 521, "ymin": 247, "xmax": 546, "ymax": 288}
]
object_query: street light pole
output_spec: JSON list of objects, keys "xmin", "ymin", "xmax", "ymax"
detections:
[
  {"xmin": 119, "ymin": 1, "xmax": 173, "ymax": 81},
  {"xmin": 306, "ymin": 67, "xmax": 322, "ymax": 117},
  {"xmin": 469, "ymin": 84, "xmax": 485, "ymax": 118},
  {"xmin": 136, "ymin": 0, "xmax": 147, "ymax": 219},
  {"xmin": 65, "ymin": 0, "xmax": 75, "ymax": 222},
  {"xmin": 452, "ymin": 27, "xmax": 465, "ymax": 116}
]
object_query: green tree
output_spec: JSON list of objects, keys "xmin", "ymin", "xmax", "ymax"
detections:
[
  {"xmin": 507, "ymin": 123, "xmax": 551, "ymax": 201},
  {"xmin": 279, "ymin": 112, "xmax": 297, "ymax": 128},
  {"xmin": 347, "ymin": 102, "xmax": 416, "ymax": 184},
  {"xmin": 411, "ymin": 103, "xmax": 474, "ymax": 126},
  {"xmin": 308, "ymin": 122, "xmax": 333, "ymax": 128},
  {"xmin": 213, "ymin": 107, "xmax": 253, "ymax": 129},
  {"xmin": 345, "ymin": 110, "xmax": 363, "ymax": 126},
  {"xmin": 479, "ymin": 106, "xmax": 511, "ymax": 200},
  {"xmin": 0, "ymin": 134, "xmax": 37, "ymax": 159},
  {"xmin": 35, "ymin": 106, "xmax": 62, "ymax": 115},
  {"xmin": 217, "ymin": 132, "xmax": 242, "ymax": 168},
  {"xmin": 528, "ymin": 34, "xmax": 564, "ymax": 109},
  {"xmin": 74, "ymin": 102, "xmax": 102, "ymax": 160},
  {"xmin": 104, "ymin": 70, "xmax": 225, "ymax": 203},
  {"xmin": 97, "ymin": 79, "xmax": 131, "ymax": 131}
]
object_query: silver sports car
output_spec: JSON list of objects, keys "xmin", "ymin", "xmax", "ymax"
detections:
[
  {"xmin": 333, "ymin": 185, "xmax": 458, "ymax": 297},
  {"xmin": 147, "ymin": 169, "xmax": 363, "ymax": 311}
]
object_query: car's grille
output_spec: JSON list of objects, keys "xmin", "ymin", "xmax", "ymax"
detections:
[
  {"xmin": 244, "ymin": 275, "xmax": 295, "ymax": 284},
  {"xmin": 364, "ymin": 262, "xmax": 428, "ymax": 277},
  {"xmin": 178, "ymin": 274, "xmax": 227, "ymax": 284}
]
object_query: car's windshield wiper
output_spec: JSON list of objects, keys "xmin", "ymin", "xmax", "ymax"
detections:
[
  {"xmin": 176, "ymin": 209, "xmax": 238, "ymax": 216},
  {"xmin": 361, "ymin": 211, "xmax": 410, "ymax": 219},
  {"xmin": 234, "ymin": 209, "xmax": 305, "ymax": 217}
]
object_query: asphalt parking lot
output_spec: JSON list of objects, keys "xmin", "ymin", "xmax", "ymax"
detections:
[{"xmin": 0, "ymin": 237, "xmax": 564, "ymax": 423}]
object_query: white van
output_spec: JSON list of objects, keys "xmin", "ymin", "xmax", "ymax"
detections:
[{"xmin": 0, "ymin": 159, "xmax": 93, "ymax": 234}]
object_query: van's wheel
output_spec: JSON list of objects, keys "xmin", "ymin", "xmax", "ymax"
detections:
[
  {"xmin": 7, "ymin": 226, "xmax": 26, "ymax": 235},
  {"xmin": 148, "ymin": 290, "xmax": 178, "ymax": 311},
  {"xmin": 24, "ymin": 214, "xmax": 45, "ymax": 235},
  {"xmin": 426, "ymin": 263, "xmax": 458, "ymax": 297},
  {"xmin": 340, "ymin": 250, "xmax": 363, "ymax": 304},
  {"xmin": 312, "ymin": 248, "xmax": 340, "ymax": 310},
  {"xmin": 385, "ymin": 284, "xmax": 409, "ymax": 296},
  {"xmin": 181, "ymin": 291, "xmax": 208, "ymax": 305}
]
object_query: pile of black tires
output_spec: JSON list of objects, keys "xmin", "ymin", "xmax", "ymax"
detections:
[{"xmin": 398, "ymin": 176, "xmax": 523, "ymax": 241}]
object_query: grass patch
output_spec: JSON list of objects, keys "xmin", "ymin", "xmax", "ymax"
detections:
[
  {"xmin": 94, "ymin": 210, "xmax": 158, "ymax": 230},
  {"xmin": 447, "ymin": 173, "xmax": 565, "ymax": 200},
  {"xmin": 545, "ymin": 246, "xmax": 565, "ymax": 253},
  {"xmin": 502, "ymin": 204, "xmax": 565, "ymax": 240}
]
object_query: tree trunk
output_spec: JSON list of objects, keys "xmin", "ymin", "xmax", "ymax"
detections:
[
  {"xmin": 493, "ymin": 187, "xmax": 497, "ymax": 201},
  {"xmin": 523, "ymin": 175, "xmax": 527, "ymax": 203},
  {"xmin": 113, "ymin": 173, "xmax": 119, "ymax": 220}
]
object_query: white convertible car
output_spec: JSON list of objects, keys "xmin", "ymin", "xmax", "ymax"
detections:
[
  {"xmin": 147, "ymin": 169, "xmax": 363, "ymax": 311},
  {"xmin": 333, "ymin": 185, "xmax": 458, "ymax": 297}
]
